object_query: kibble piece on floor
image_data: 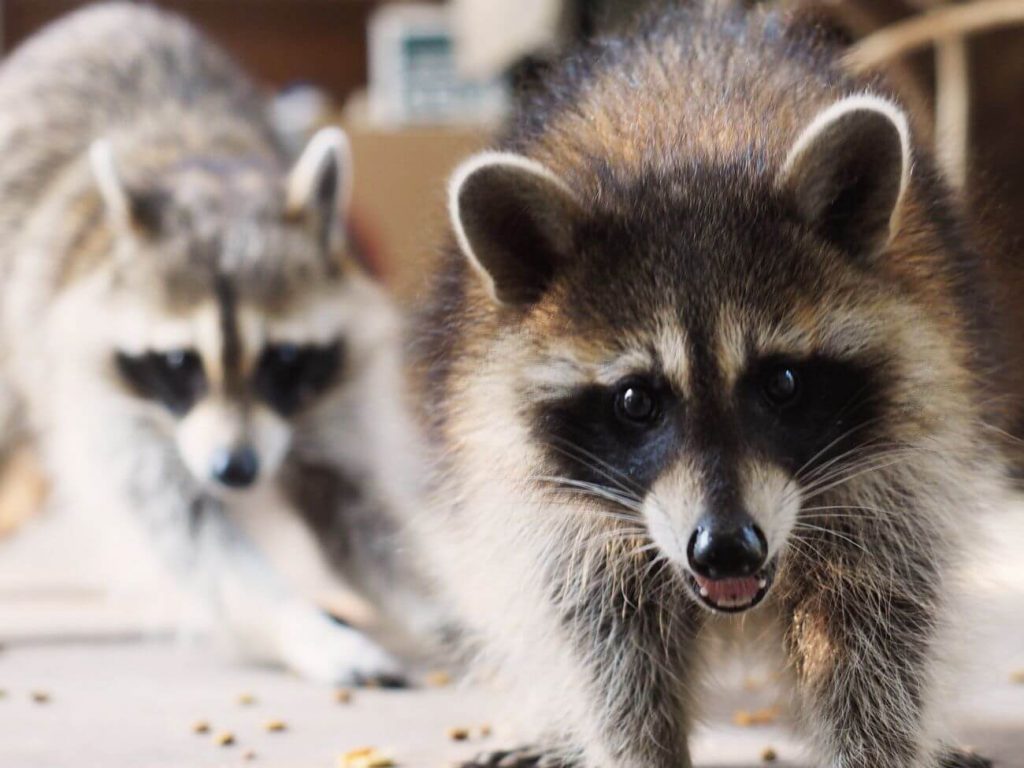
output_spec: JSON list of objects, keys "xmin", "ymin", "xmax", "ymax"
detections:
[
  {"xmin": 30, "ymin": 691, "xmax": 49, "ymax": 704},
  {"xmin": 192, "ymin": 720, "xmax": 211, "ymax": 734},
  {"xmin": 478, "ymin": 724, "xmax": 492, "ymax": 738},
  {"xmin": 761, "ymin": 746, "xmax": 778, "ymax": 763},
  {"xmin": 264, "ymin": 719, "xmax": 287, "ymax": 733},
  {"xmin": 214, "ymin": 731, "xmax": 235, "ymax": 747},
  {"xmin": 424, "ymin": 670, "xmax": 452, "ymax": 687},
  {"xmin": 338, "ymin": 746, "xmax": 396, "ymax": 767},
  {"xmin": 1011, "ymin": 669, "xmax": 1024, "ymax": 684},
  {"xmin": 243, "ymin": 750, "xmax": 257, "ymax": 761},
  {"xmin": 238, "ymin": 693, "xmax": 257, "ymax": 706},
  {"xmin": 334, "ymin": 688, "xmax": 352, "ymax": 704},
  {"xmin": 446, "ymin": 727, "xmax": 470, "ymax": 742}
]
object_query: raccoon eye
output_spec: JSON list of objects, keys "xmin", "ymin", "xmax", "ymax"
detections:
[
  {"xmin": 254, "ymin": 341, "xmax": 342, "ymax": 416},
  {"xmin": 762, "ymin": 365, "xmax": 800, "ymax": 408},
  {"xmin": 614, "ymin": 380, "xmax": 659, "ymax": 425},
  {"xmin": 115, "ymin": 348, "xmax": 206, "ymax": 415}
]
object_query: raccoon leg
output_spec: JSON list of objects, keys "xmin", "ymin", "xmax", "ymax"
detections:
[{"xmin": 781, "ymin": 553, "xmax": 954, "ymax": 768}]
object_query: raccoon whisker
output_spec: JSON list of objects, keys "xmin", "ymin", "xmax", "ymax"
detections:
[
  {"xmin": 546, "ymin": 438, "xmax": 646, "ymax": 496},
  {"xmin": 533, "ymin": 475, "xmax": 645, "ymax": 514},
  {"xmin": 791, "ymin": 523, "xmax": 871, "ymax": 556},
  {"xmin": 791, "ymin": 416, "xmax": 891, "ymax": 483},
  {"xmin": 796, "ymin": 450, "xmax": 932, "ymax": 503}
]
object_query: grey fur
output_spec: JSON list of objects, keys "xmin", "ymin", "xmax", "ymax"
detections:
[{"xmin": 0, "ymin": 3, "xmax": 433, "ymax": 683}]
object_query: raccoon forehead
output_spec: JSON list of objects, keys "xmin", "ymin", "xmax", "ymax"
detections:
[{"xmin": 512, "ymin": 318, "xmax": 691, "ymax": 392}]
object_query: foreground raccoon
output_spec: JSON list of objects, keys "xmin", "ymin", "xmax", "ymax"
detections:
[
  {"xmin": 0, "ymin": 3, "xmax": 422, "ymax": 683},
  {"xmin": 414, "ymin": 4, "xmax": 1015, "ymax": 766}
]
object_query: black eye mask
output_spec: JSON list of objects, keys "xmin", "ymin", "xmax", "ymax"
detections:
[
  {"xmin": 253, "ymin": 340, "xmax": 343, "ymax": 416},
  {"xmin": 115, "ymin": 349, "xmax": 207, "ymax": 415}
]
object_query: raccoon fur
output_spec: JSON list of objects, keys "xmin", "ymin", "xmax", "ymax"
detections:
[
  {"xmin": 0, "ymin": 3, "xmax": 428, "ymax": 684},
  {"xmin": 412, "ymin": 3, "xmax": 1013, "ymax": 766}
]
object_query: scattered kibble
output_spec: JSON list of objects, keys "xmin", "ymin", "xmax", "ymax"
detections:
[
  {"xmin": 238, "ymin": 693, "xmax": 257, "ymax": 706},
  {"xmin": 338, "ymin": 746, "xmax": 395, "ymax": 767},
  {"xmin": 1010, "ymin": 669, "xmax": 1024, "ymax": 684},
  {"xmin": 242, "ymin": 750, "xmax": 257, "ymax": 761},
  {"xmin": 478, "ymin": 724, "xmax": 492, "ymax": 738},
  {"xmin": 761, "ymin": 746, "xmax": 778, "ymax": 763},
  {"xmin": 446, "ymin": 727, "xmax": 470, "ymax": 742},
  {"xmin": 30, "ymin": 691, "xmax": 50, "ymax": 704},
  {"xmin": 192, "ymin": 720, "xmax": 211, "ymax": 735},
  {"xmin": 424, "ymin": 670, "xmax": 452, "ymax": 687},
  {"xmin": 214, "ymin": 731, "xmax": 235, "ymax": 747},
  {"xmin": 334, "ymin": 688, "xmax": 353, "ymax": 704},
  {"xmin": 264, "ymin": 719, "xmax": 287, "ymax": 733},
  {"xmin": 733, "ymin": 705, "xmax": 780, "ymax": 727}
]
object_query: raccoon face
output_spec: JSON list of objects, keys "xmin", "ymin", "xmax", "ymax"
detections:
[
  {"xmin": 449, "ymin": 95, "xmax": 933, "ymax": 613},
  {"xmin": 95, "ymin": 127, "xmax": 369, "ymax": 492}
]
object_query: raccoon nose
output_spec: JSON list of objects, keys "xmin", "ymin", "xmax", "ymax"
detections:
[
  {"xmin": 211, "ymin": 446, "xmax": 260, "ymax": 489},
  {"xmin": 687, "ymin": 518, "xmax": 767, "ymax": 580}
]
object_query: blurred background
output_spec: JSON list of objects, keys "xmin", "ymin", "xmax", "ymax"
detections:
[{"xmin": 0, "ymin": 1, "xmax": 1022, "ymax": 766}]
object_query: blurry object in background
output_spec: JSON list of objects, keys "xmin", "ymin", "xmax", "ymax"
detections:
[
  {"xmin": 451, "ymin": 0, "xmax": 569, "ymax": 79},
  {"xmin": 367, "ymin": 3, "xmax": 507, "ymax": 126},
  {"xmin": 0, "ymin": 446, "xmax": 47, "ymax": 538},
  {"xmin": 271, "ymin": 83, "xmax": 338, "ymax": 156},
  {"xmin": 342, "ymin": 116, "xmax": 487, "ymax": 302}
]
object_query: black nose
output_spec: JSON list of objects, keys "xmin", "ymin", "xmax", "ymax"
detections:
[
  {"xmin": 687, "ymin": 520, "xmax": 768, "ymax": 579},
  {"xmin": 211, "ymin": 446, "xmax": 260, "ymax": 489}
]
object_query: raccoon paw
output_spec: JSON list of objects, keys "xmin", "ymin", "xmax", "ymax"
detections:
[
  {"xmin": 278, "ymin": 604, "xmax": 405, "ymax": 687},
  {"xmin": 939, "ymin": 749, "xmax": 993, "ymax": 768},
  {"xmin": 460, "ymin": 747, "xmax": 571, "ymax": 767}
]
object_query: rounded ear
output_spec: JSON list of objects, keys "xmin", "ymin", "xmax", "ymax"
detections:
[
  {"xmin": 779, "ymin": 94, "xmax": 911, "ymax": 259},
  {"xmin": 286, "ymin": 126, "xmax": 353, "ymax": 255},
  {"xmin": 448, "ymin": 152, "xmax": 582, "ymax": 306},
  {"xmin": 89, "ymin": 139, "xmax": 167, "ymax": 235}
]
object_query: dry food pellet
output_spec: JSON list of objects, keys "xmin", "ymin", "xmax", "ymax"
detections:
[
  {"xmin": 214, "ymin": 731, "xmax": 235, "ymax": 747},
  {"xmin": 334, "ymin": 688, "xmax": 352, "ymax": 704},
  {"xmin": 732, "ymin": 705, "xmax": 780, "ymax": 727},
  {"xmin": 242, "ymin": 750, "xmax": 257, "ymax": 761},
  {"xmin": 192, "ymin": 720, "xmax": 211, "ymax": 734},
  {"xmin": 1010, "ymin": 669, "xmax": 1024, "ymax": 684},
  {"xmin": 761, "ymin": 747, "xmax": 778, "ymax": 763},
  {"xmin": 264, "ymin": 719, "xmax": 287, "ymax": 733},
  {"xmin": 338, "ymin": 746, "xmax": 395, "ymax": 767},
  {"xmin": 478, "ymin": 724, "xmax": 492, "ymax": 738},
  {"xmin": 425, "ymin": 670, "xmax": 452, "ymax": 687},
  {"xmin": 31, "ymin": 691, "xmax": 50, "ymax": 704},
  {"xmin": 446, "ymin": 727, "xmax": 470, "ymax": 742},
  {"xmin": 238, "ymin": 693, "xmax": 257, "ymax": 706}
]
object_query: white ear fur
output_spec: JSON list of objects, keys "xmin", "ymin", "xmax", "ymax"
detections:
[
  {"xmin": 448, "ymin": 151, "xmax": 577, "ymax": 305},
  {"xmin": 286, "ymin": 125, "xmax": 353, "ymax": 220},
  {"xmin": 782, "ymin": 93, "xmax": 912, "ymax": 244},
  {"xmin": 89, "ymin": 139, "xmax": 131, "ymax": 229}
]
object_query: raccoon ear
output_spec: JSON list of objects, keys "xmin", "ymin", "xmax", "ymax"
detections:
[
  {"xmin": 89, "ymin": 140, "xmax": 168, "ymax": 235},
  {"xmin": 780, "ymin": 94, "xmax": 911, "ymax": 259},
  {"xmin": 286, "ymin": 126, "xmax": 353, "ymax": 257},
  {"xmin": 449, "ymin": 151, "xmax": 581, "ymax": 306}
]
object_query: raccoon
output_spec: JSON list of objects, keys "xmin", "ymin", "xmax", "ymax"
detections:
[
  {"xmin": 412, "ymin": 4, "xmax": 1014, "ymax": 766},
  {"xmin": 0, "ymin": 3, "xmax": 424, "ymax": 684}
]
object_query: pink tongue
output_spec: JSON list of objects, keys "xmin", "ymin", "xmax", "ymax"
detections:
[{"xmin": 694, "ymin": 575, "xmax": 761, "ymax": 605}]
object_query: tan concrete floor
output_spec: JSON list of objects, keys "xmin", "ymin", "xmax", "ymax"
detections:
[{"xmin": 1, "ymin": 505, "xmax": 1022, "ymax": 767}]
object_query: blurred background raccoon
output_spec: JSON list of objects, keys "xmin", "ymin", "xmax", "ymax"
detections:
[
  {"xmin": 0, "ymin": 2, "xmax": 429, "ymax": 684},
  {"xmin": 413, "ymin": 2, "xmax": 1019, "ymax": 766}
]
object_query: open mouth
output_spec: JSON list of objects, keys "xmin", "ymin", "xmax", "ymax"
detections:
[{"xmin": 685, "ymin": 560, "xmax": 776, "ymax": 613}]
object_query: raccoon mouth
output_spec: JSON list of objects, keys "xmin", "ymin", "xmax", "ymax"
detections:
[{"xmin": 685, "ymin": 561, "xmax": 776, "ymax": 613}]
